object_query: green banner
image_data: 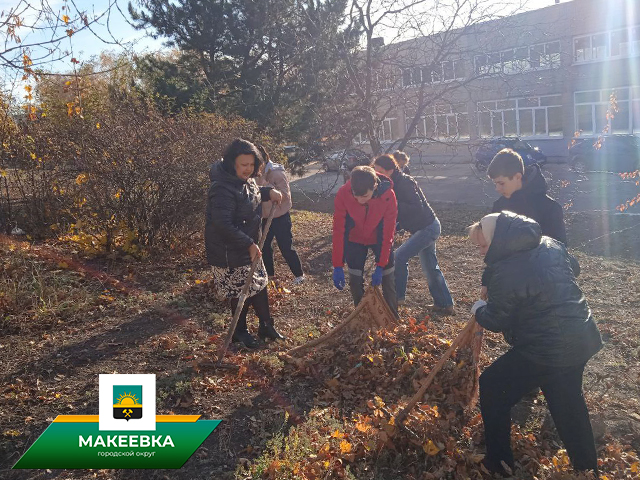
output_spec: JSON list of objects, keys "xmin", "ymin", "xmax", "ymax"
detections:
[{"xmin": 13, "ymin": 417, "xmax": 220, "ymax": 469}]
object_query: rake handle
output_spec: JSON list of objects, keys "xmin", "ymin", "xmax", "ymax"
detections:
[
  {"xmin": 395, "ymin": 316, "xmax": 478, "ymax": 426},
  {"xmin": 216, "ymin": 203, "xmax": 277, "ymax": 366}
]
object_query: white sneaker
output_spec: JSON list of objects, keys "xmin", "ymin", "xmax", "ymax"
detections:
[{"xmin": 292, "ymin": 275, "xmax": 305, "ymax": 285}]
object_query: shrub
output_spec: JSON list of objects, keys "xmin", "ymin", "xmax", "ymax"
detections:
[{"xmin": 2, "ymin": 66, "xmax": 280, "ymax": 254}]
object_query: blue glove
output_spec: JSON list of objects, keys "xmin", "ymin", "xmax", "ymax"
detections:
[
  {"xmin": 332, "ymin": 267, "xmax": 345, "ymax": 290},
  {"xmin": 371, "ymin": 266, "xmax": 384, "ymax": 286}
]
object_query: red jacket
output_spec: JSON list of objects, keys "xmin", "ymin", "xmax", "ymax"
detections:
[{"xmin": 332, "ymin": 175, "xmax": 398, "ymax": 268}]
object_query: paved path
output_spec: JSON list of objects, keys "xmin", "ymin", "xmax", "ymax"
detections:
[{"xmin": 290, "ymin": 162, "xmax": 640, "ymax": 214}]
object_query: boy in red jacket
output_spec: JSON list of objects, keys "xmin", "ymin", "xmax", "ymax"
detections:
[{"xmin": 332, "ymin": 166, "xmax": 399, "ymax": 317}]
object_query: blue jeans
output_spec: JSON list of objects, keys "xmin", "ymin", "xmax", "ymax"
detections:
[{"xmin": 394, "ymin": 218, "xmax": 453, "ymax": 307}]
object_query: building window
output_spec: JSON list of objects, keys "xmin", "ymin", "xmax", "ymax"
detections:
[
  {"xmin": 454, "ymin": 60, "xmax": 465, "ymax": 80},
  {"xmin": 592, "ymin": 33, "xmax": 609, "ymax": 59},
  {"xmin": 541, "ymin": 41, "xmax": 561, "ymax": 68},
  {"xmin": 406, "ymin": 104, "xmax": 469, "ymax": 140},
  {"xmin": 610, "ymin": 29, "xmax": 629, "ymax": 57},
  {"xmin": 477, "ymin": 95, "xmax": 562, "ymax": 138},
  {"xmin": 574, "ymin": 36, "xmax": 592, "ymax": 62},
  {"xmin": 574, "ymin": 25, "xmax": 640, "ymax": 63},
  {"xmin": 402, "ymin": 69, "xmax": 412, "ymax": 88},
  {"xmin": 475, "ymin": 41, "xmax": 560, "ymax": 75},
  {"xmin": 633, "ymin": 86, "xmax": 640, "ymax": 134},
  {"xmin": 380, "ymin": 118, "xmax": 397, "ymax": 142},
  {"xmin": 402, "ymin": 60, "xmax": 464, "ymax": 87},
  {"xmin": 442, "ymin": 61, "xmax": 453, "ymax": 81},
  {"xmin": 374, "ymin": 71, "xmax": 395, "ymax": 91},
  {"xmin": 574, "ymin": 87, "xmax": 640, "ymax": 136},
  {"xmin": 413, "ymin": 67, "xmax": 423, "ymax": 85}
]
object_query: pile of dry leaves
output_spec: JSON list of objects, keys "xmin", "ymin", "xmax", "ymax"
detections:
[{"xmin": 255, "ymin": 314, "xmax": 639, "ymax": 479}]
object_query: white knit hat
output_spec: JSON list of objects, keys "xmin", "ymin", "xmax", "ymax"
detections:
[{"xmin": 480, "ymin": 213, "xmax": 501, "ymax": 245}]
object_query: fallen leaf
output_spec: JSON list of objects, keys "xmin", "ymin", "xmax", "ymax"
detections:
[
  {"xmin": 339, "ymin": 440, "xmax": 352, "ymax": 454},
  {"xmin": 423, "ymin": 439, "xmax": 440, "ymax": 456},
  {"xmin": 326, "ymin": 378, "xmax": 340, "ymax": 390},
  {"xmin": 355, "ymin": 420, "xmax": 371, "ymax": 433}
]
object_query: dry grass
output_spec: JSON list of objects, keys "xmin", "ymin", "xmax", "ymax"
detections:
[{"xmin": 0, "ymin": 205, "xmax": 638, "ymax": 479}]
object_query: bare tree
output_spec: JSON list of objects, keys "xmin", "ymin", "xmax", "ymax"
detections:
[
  {"xmin": 336, "ymin": 0, "xmax": 561, "ymax": 156},
  {"xmin": 1, "ymin": 1, "xmax": 137, "ymax": 83}
]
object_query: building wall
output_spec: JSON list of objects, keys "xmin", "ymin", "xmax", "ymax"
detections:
[{"xmin": 360, "ymin": 0, "xmax": 640, "ymax": 163}]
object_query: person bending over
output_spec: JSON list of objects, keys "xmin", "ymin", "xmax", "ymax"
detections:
[
  {"xmin": 373, "ymin": 154, "xmax": 453, "ymax": 314},
  {"xmin": 332, "ymin": 166, "xmax": 398, "ymax": 317},
  {"xmin": 468, "ymin": 211, "xmax": 601, "ymax": 476}
]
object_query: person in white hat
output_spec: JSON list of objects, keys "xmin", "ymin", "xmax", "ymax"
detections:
[{"xmin": 467, "ymin": 211, "xmax": 601, "ymax": 476}]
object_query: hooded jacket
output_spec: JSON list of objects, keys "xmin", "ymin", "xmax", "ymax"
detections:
[
  {"xmin": 257, "ymin": 161, "xmax": 292, "ymax": 219},
  {"xmin": 492, "ymin": 164, "xmax": 567, "ymax": 244},
  {"xmin": 475, "ymin": 212, "xmax": 602, "ymax": 367},
  {"xmin": 332, "ymin": 174, "xmax": 397, "ymax": 268},
  {"xmin": 390, "ymin": 169, "xmax": 435, "ymax": 234},
  {"xmin": 205, "ymin": 162, "xmax": 272, "ymax": 268}
]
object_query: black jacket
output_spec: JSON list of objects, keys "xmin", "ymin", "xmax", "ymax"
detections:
[
  {"xmin": 492, "ymin": 164, "xmax": 567, "ymax": 244},
  {"xmin": 391, "ymin": 170, "xmax": 436, "ymax": 234},
  {"xmin": 205, "ymin": 162, "xmax": 272, "ymax": 268},
  {"xmin": 475, "ymin": 212, "xmax": 602, "ymax": 367}
]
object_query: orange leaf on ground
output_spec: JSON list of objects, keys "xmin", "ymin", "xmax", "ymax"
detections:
[{"xmin": 339, "ymin": 440, "xmax": 352, "ymax": 454}]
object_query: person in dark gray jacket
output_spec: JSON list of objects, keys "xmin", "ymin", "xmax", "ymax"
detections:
[
  {"xmin": 468, "ymin": 211, "xmax": 602, "ymax": 476},
  {"xmin": 372, "ymin": 154, "xmax": 453, "ymax": 313},
  {"xmin": 205, "ymin": 138, "xmax": 285, "ymax": 349}
]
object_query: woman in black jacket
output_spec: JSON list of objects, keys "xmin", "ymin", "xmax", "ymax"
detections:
[
  {"xmin": 205, "ymin": 138, "xmax": 285, "ymax": 349},
  {"xmin": 468, "ymin": 211, "xmax": 602, "ymax": 475},
  {"xmin": 372, "ymin": 154, "xmax": 454, "ymax": 313}
]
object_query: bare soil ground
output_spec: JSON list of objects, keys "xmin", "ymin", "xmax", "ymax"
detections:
[{"xmin": 1, "ymin": 202, "xmax": 639, "ymax": 479}]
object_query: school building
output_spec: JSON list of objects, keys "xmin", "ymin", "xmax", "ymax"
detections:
[{"xmin": 356, "ymin": 0, "xmax": 640, "ymax": 163}]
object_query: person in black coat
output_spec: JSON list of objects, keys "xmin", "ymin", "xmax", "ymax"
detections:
[
  {"xmin": 205, "ymin": 138, "xmax": 285, "ymax": 349},
  {"xmin": 468, "ymin": 211, "xmax": 602, "ymax": 476},
  {"xmin": 393, "ymin": 150, "xmax": 411, "ymax": 175},
  {"xmin": 488, "ymin": 148, "xmax": 566, "ymax": 244},
  {"xmin": 481, "ymin": 148, "xmax": 567, "ymax": 299},
  {"xmin": 372, "ymin": 154, "xmax": 454, "ymax": 313}
]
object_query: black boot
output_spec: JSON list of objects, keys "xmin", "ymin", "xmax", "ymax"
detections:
[
  {"xmin": 257, "ymin": 322, "xmax": 286, "ymax": 341},
  {"xmin": 232, "ymin": 330, "xmax": 259, "ymax": 349},
  {"xmin": 481, "ymin": 457, "xmax": 513, "ymax": 477}
]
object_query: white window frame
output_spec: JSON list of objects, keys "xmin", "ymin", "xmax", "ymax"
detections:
[
  {"xmin": 374, "ymin": 70, "xmax": 395, "ymax": 91},
  {"xmin": 354, "ymin": 133, "xmax": 367, "ymax": 144},
  {"xmin": 380, "ymin": 117, "xmax": 398, "ymax": 142},
  {"xmin": 405, "ymin": 104, "xmax": 469, "ymax": 141},
  {"xmin": 574, "ymin": 87, "xmax": 639, "ymax": 136},
  {"xmin": 402, "ymin": 59, "xmax": 465, "ymax": 88},
  {"xmin": 477, "ymin": 95, "xmax": 563, "ymax": 139},
  {"xmin": 574, "ymin": 25, "xmax": 640, "ymax": 64},
  {"xmin": 474, "ymin": 41, "xmax": 561, "ymax": 76}
]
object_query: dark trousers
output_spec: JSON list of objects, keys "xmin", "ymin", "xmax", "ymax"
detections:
[
  {"xmin": 479, "ymin": 349, "xmax": 597, "ymax": 472},
  {"xmin": 345, "ymin": 241, "xmax": 398, "ymax": 318},
  {"xmin": 230, "ymin": 287, "xmax": 272, "ymax": 334},
  {"xmin": 262, "ymin": 212, "xmax": 304, "ymax": 278}
]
